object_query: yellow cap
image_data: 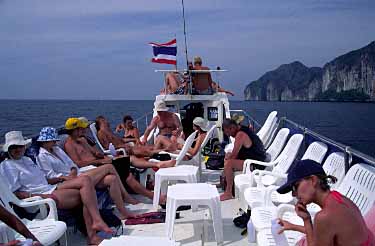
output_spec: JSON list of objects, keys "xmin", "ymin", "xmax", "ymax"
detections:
[{"xmin": 65, "ymin": 118, "xmax": 81, "ymax": 130}]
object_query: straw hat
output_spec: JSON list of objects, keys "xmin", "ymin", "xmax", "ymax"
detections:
[
  {"xmin": 3, "ymin": 131, "xmax": 32, "ymax": 152},
  {"xmin": 154, "ymin": 101, "xmax": 169, "ymax": 112},
  {"xmin": 37, "ymin": 127, "xmax": 60, "ymax": 142},
  {"xmin": 193, "ymin": 117, "xmax": 210, "ymax": 131}
]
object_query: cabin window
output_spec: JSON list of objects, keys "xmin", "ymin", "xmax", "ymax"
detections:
[{"xmin": 207, "ymin": 107, "xmax": 219, "ymax": 121}]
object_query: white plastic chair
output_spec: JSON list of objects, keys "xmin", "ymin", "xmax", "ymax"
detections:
[
  {"xmin": 243, "ymin": 134, "xmax": 304, "ymax": 210},
  {"xmin": 89, "ymin": 123, "xmax": 126, "ymax": 156},
  {"xmin": 234, "ymin": 128, "xmax": 290, "ymax": 209},
  {"xmin": 151, "ymin": 131, "xmax": 199, "ymax": 209},
  {"xmin": 268, "ymin": 141, "xmax": 329, "ymax": 205},
  {"xmin": 256, "ymin": 111, "xmax": 277, "ymax": 146},
  {"xmin": 0, "ymin": 175, "xmax": 67, "ymax": 245}
]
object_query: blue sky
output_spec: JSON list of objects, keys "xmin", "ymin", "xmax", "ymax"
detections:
[{"xmin": 0, "ymin": 0, "xmax": 374, "ymax": 100}]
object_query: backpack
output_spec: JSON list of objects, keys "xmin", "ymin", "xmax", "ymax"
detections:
[{"xmin": 205, "ymin": 138, "xmax": 225, "ymax": 170}]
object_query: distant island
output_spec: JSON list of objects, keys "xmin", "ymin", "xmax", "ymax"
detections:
[{"xmin": 244, "ymin": 41, "xmax": 375, "ymax": 101}]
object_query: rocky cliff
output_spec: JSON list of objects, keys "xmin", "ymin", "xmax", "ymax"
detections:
[{"xmin": 244, "ymin": 41, "xmax": 375, "ymax": 101}]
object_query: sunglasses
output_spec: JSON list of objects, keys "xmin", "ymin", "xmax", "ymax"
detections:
[{"xmin": 291, "ymin": 176, "xmax": 313, "ymax": 193}]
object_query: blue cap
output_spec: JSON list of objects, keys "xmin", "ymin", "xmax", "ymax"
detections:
[{"xmin": 277, "ymin": 159, "xmax": 326, "ymax": 194}]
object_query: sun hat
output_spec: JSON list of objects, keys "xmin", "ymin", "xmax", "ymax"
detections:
[
  {"xmin": 231, "ymin": 113, "xmax": 245, "ymax": 125},
  {"xmin": 277, "ymin": 159, "xmax": 326, "ymax": 194},
  {"xmin": 65, "ymin": 118, "xmax": 82, "ymax": 130},
  {"xmin": 78, "ymin": 117, "xmax": 90, "ymax": 128},
  {"xmin": 2, "ymin": 131, "xmax": 32, "ymax": 152},
  {"xmin": 37, "ymin": 127, "xmax": 60, "ymax": 142},
  {"xmin": 154, "ymin": 101, "xmax": 169, "ymax": 112},
  {"xmin": 193, "ymin": 117, "xmax": 210, "ymax": 131}
]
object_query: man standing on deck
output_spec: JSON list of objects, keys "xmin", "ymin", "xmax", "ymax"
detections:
[{"xmin": 220, "ymin": 119, "xmax": 267, "ymax": 201}]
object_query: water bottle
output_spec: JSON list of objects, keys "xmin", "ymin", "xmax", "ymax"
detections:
[
  {"xmin": 17, "ymin": 239, "xmax": 33, "ymax": 246},
  {"xmin": 109, "ymin": 142, "xmax": 116, "ymax": 156},
  {"xmin": 271, "ymin": 219, "xmax": 289, "ymax": 246}
]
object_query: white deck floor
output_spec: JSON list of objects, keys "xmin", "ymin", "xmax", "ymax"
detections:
[{"xmin": 69, "ymin": 169, "xmax": 252, "ymax": 246}]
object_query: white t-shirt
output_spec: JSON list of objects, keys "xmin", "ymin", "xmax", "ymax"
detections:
[
  {"xmin": 36, "ymin": 146, "xmax": 80, "ymax": 178},
  {"xmin": 0, "ymin": 156, "xmax": 56, "ymax": 194}
]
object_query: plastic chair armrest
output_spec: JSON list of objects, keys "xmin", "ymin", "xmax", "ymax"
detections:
[
  {"xmin": 17, "ymin": 198, "xmax": 58, "ymax": 220},
  {"xmin": 276, "ymin": 204, "xmax": 295, "ymax": 218}
]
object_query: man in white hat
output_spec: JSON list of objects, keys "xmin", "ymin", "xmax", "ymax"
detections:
[{"xmin": 141, "ymin": 101, "xmax": 182, "ymax": 150}]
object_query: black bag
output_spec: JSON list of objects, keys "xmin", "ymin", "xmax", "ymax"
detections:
[
  {"xmin": 151, "ymin": 153, "xmax": 171, "ymax": 161},
  {"xmin": 206, "ymin": 152, "xmax": 225, "ymax": 170}
]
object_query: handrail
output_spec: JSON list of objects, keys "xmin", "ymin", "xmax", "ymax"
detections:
[
  {"xmin": 279, "ymin": 117, "xmax": 375, "ymax": 167},
  {"xmin": 133, "ymin": 111, "xmax": 154, "ymax": 132}
]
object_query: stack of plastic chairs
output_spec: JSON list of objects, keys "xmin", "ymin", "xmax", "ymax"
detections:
[{"xmin": 234, "ymin": 128, "xmax": 290, "ymax": 209}]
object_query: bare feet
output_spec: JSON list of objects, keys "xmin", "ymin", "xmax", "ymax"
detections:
[
  {"xmin": 119, "ymin": 211, "xmax": 138, "ymax": 220},
  {"xmin": 220, "ymin": 192, "xmax": 234, "ymax": 201},
  {"xmin": 126, "ymin": 197, "xmax": 140, "ymax": 205},
  {"xmin": 91, "ymin": 220, "xmax": 113, "ymax": 235}
]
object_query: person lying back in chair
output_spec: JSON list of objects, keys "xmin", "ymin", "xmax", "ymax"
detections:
[{"xmin": 64, "ymin": 117, "xmax": 166, "ymax": 205}]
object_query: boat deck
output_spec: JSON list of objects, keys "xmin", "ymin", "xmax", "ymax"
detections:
[{"xmin": 69, "ymin": 170, "xmax": 251, "ymax": 246}]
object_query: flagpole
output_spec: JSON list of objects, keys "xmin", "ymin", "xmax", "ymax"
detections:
[
  {"xmin": 181, "ymin": 0, "xmax": 189, "ymax": 69},
  {"xmin": 181, "ymin": 0, "xmax": 192, "ymax": 94}
]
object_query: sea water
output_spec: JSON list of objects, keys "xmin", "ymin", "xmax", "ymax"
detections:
[{"xmin": 0, "ymin": 100, "xmax": 374, "ymax": 156}]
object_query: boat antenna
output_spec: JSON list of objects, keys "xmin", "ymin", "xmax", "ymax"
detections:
[{"xmin": 181, "ymin": 0, "xmax": 189, "ymax": 70}]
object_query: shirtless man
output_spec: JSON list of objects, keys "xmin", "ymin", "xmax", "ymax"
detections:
[
  {"xmin": 141, "ymin": 101, "xmax": 182, "ymax": 150},
  {"xmin": 192, "ymin": 56, "xmax": 214, "ymax": 95},
  {"xmin": 64, "ymin": 118, "xmax": 164, "ymax": 203}
]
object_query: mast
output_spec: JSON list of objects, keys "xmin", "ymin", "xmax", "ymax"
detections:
[{"xmin": 181, "ymin": 0, "xmax": 193, "ymax": 94}]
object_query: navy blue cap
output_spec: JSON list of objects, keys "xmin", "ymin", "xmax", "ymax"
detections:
[{"xmin": 277, "ymin": 159, "xmax": 326, "ymax": 194}]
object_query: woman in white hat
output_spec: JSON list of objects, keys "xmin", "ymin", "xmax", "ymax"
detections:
[
  {"xmin": 154, "ymin": 117, "xmax": 211, "ymax": 168},
  {"xmin": 0, "ymin": 131, "xmax": 114, "ymax": 245},
  {"xmin": 36, "ymin": 127, "xmax": 138, "ymax": 219}
]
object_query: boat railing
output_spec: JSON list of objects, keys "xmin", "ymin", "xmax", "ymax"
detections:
[
  {"xmin": 229, "ymin": 109, "xmax": 262, "ymax": 130},
  {"xmin": 133, "ymin": 111, "xmax": 154, "ymax": 133},
  {"xmin": 279, "ymin": 117, "xmax": 375, "ymax": 170}
]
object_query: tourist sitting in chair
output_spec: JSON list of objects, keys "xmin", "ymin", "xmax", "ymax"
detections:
[
  {"xmin": 141, "ymin": 101, "xmax": 183, "ymax": 151},
  {"xmin": 146, "ymin": 117, "xmax": 210, "ymax": 168},
  {"xmin": 115, "ymin": 115, "xmax": 141, "ymax": 145},
  {"xmin": 220, "ymin": 119, "xmax": 266, "ymax": 201},
  {"xmin": 0, "ymin": 131, "xmax": 113, "ymax": 245},
  {"xmin": 64, "ymin": 118, "xmax": 165, "ymax": 204},
  {"xmin": 277, "ymin": 160, "xmax": 374, "ymax": 246},
  {"xmin": 36, "ymin": 126, "xmax": 138, "ymax": 217},
  {"xmin": 160, "ymin": 72, "xmax": 187, "ymax": 95}
]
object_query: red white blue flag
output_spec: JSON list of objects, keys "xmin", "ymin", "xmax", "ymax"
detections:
[{"xmin": 149, "ymin": 39, "xmax": 177, "ymax": 65}]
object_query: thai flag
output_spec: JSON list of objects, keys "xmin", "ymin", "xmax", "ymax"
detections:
[{"xmin": 149, "ymin": 39, "xmax": 177, "ymax": 65}]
